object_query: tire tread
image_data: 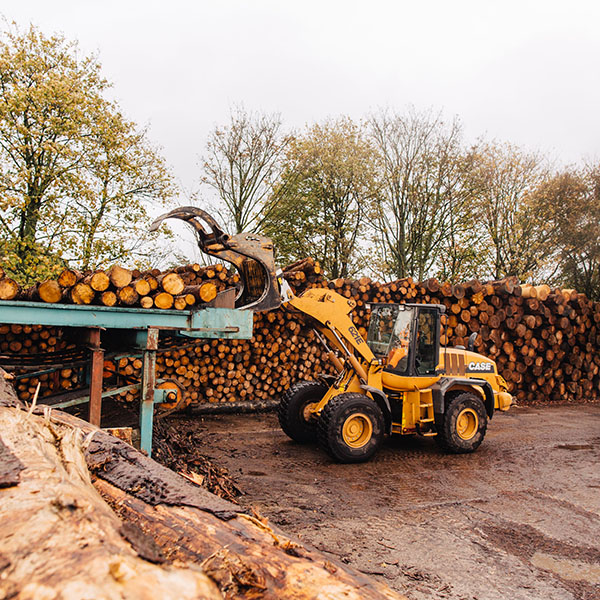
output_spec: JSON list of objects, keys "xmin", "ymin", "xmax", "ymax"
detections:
[{"xmin": 278, "ymin": 380, "xmax": 327, "ymax": 442}]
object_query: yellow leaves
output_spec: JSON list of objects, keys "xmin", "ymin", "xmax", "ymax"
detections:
[{"xmin": 0, "ymin": 23, "xmax": 175, "ymax": 283}]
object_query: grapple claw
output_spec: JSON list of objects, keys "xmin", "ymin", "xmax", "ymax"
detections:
[{"xmin": 150, "ymin": 207, "xmax": 281, "ymax": 312}]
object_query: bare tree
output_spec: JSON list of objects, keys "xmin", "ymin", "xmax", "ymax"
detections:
[
  {"xmin": 368, "ymin": 108, "xmax": 476, "ymax": 281},
  {"xmin": 468, "ymin": 142, "xmax": 549, "ymax": 280},
  {"xmin": 201, "ymin": 107, "xmax": 292, "ymax": 233},
  {"xmin": 435, "ymin": 148, "xmax": 492, "ymax": 282}
]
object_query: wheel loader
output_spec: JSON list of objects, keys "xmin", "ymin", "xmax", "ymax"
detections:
[
  {"xmin": 276, "ymin": 284, "xmax": 513, "ymax": 462},
  {"xmin": 151, "ymin": 207, "xmax": 513, "ymax": 463}
]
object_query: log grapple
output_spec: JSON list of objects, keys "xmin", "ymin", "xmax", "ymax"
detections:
[{"xmin": 150, "ymin": 206, "xmax": 281, "ymax": 312}]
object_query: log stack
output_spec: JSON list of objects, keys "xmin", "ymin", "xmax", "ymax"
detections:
[
  {"xmin": 413, "ymin": 277, "xmax": 600, "ymax": 403},
  {"xmin": 0, "ymin": 264, "xmax": 234, "ymax": 311},
  {"xmin": 0, "ymin": 324, "xmax": 82, "ymax": 401},
  {"xmin": 1, "ymin": 257, "xmax": 599, "ymax": 406}
]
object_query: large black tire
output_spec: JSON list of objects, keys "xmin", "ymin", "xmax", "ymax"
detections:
[
  {"xmin": 278, "ymin": 381, "xmax": 328, "ymax": 443},
  {"xmin": 317, "ymin": 393, "xmax": 384, "ymax": 463},
  {"xmin": 435, "ymin": 392, "xmax": 488, "ymax": 453}
]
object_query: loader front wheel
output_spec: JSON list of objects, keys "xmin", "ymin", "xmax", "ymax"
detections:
[
  {"xmin": 278, "ymin": 381, "xmax": 328, "ymax": 443},
  {"xmin": 318, "ymin": 393, "xmax": 384, "ymax": 463},
  {"xmin": 435, "ymin": 392, "xmax": 487, "ymax": 453}
]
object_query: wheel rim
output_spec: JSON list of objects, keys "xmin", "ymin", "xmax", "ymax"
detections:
[
  {"xmin": 342, "ymin": 413, "xmax": 372, "ymax": 448},
  {"xmin": 456, "ymin": 408, "xmax": 478, "ymax": 440},
  {"xmin": 302, "ymin": 401, "xmax": 317, "ymax": 422}
]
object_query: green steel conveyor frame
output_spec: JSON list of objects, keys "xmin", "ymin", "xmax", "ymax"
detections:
[{"xmin": 0, "ymin": 300, "xmax": 253, "ymax": 455}]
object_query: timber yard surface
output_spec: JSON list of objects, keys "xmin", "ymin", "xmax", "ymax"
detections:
[{"xmin": 162, "ymin": 403, "xmax": 600, "ymax": 600}]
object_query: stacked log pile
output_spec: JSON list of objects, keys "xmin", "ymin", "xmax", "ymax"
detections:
[
  {"xmin": 1, "ymin": 257, "xmax": 599, "ymax": 406},
  {"xmin": 0, "ymin": 324, "xmax": 80, "ymax": 400},
  {"xmin": 0, "ymin": 263, "xmax": 238, "ymax": 400},
  {"xmin": 0, "ymin": 264, "xmax": 224, "ymax": 310},
  {"xmin": 415, "ymin": 278, "xmax": 600, "ymax": 403}
]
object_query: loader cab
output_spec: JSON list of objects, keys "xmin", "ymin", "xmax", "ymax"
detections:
[{"xmin": 366, "ymin": 303, "xmax": 444, "ymax": 377}]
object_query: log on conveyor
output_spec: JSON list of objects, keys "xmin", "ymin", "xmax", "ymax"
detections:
[
  {"xmin": 0, "ymin": 277, "xmax": 20, "ymax": 301},
  {"xmin": 3, "ymin": 264, "xmax": 237, "ymax": 311},
  {"xmin": 0, "ymin": 384, "xmax": 404, "ymax": 600}
]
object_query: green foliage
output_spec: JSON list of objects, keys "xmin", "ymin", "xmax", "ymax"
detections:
[
  {"xmin": 0, "ymin": 24, "xmax": 174, "ymax": 284},
  {"xmin": 532, "ymin": 165, "xmax": 600, "ymax": 299},
  {"xmin": 263, "ymin": 117, "xmax": 377, "ymax": 279}
]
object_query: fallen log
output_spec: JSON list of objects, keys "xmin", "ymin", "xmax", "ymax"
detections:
[{"xmin": 0, "ymin": 384, "xmax": 404, "ymax": 600}]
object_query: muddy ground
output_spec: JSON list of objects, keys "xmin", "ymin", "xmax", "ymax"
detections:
[{"xmin": 162, "ymin": 404, "xmax": 600, "ymax": 600}]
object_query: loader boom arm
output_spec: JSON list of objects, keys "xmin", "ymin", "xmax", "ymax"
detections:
[{"xmin": 285, "ymin": 287, "xmax": 377, "ymax": 382}]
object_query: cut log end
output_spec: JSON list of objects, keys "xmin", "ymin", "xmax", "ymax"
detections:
[
  {"xmin": 0, "ymin": 278, "xmax": 20, "ymax": 301},
  {"xmin": 108, "ymin": 265, "xmax": 133, "ymax": 289},
  {"xmin": 38, "ymin": 280, "xmax": 62, "ymax": 303}
]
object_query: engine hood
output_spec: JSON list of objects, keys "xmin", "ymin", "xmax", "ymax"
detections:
[{"xmin": 440, "ymin": 347, "xmax": 497, "ymax": 377}]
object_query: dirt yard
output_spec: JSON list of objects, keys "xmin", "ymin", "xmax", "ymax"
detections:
[{"xmin": 162, "ymin": 404, "xmax": 600, "ymax": 600}]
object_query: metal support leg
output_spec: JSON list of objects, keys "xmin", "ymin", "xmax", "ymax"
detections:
[
  {"xmin": 88, "ymin": 328, "xmax": 104, "ymax": 427},
  {"xmin": 140, "ymin": 328, "xmax": 158, "ymax": 456}
]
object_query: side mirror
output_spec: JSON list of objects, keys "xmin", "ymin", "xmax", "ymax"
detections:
[{"xmin": 467, "ymin": 332, "xmax": 477, "ymax": 352}]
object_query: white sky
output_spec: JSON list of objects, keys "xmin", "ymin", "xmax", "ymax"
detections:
[{"xmin": 5, "ymin": 0, "xmax": 600, "ymax": 198}]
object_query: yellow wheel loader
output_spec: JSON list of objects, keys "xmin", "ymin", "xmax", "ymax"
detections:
[
  {"xmin": 277, "ymin": 284, "xmax": 513, "ymax": 462},
  {"xmin": 151, "ymin": 208, "xmax": 513, "ymax": 464}
]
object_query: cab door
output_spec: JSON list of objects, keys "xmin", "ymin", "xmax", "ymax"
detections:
[{"xmin": 382, "ymin": 307, "xmax": 442, "ymax": 391}]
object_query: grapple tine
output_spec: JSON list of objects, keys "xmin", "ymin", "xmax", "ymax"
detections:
[{"xmin": 149, "ymin": 206, "xmax": 227, "ymax": 245}]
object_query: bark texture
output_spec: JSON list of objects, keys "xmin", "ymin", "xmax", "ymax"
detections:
[{"xmin": 0, "ymin": 382, "xmax": 404, "ymax": 600}]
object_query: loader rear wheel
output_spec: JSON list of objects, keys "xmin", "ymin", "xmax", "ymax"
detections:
[
  {"xmin": 278, "ymin": 381, "xmax": 328, "ymax": 443},
  {"xmin": 318, "ymin": 393, "xmax": 384, "ymax": 463},
  {"xmin": 435, "ymin": 392, "xmax": 487, "ymax": 453}
]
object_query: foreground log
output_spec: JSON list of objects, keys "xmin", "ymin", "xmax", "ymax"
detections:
[{"xmin": 0, "ymin": 391, "xmax": 403, "ymax": 599}]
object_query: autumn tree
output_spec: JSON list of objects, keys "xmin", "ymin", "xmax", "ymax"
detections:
[
  {"xmin": 532, "ymin": 165, "xmax": 600, "ymax": 298},
  {"xmin": 201, "ymin": 107, "xmax": 291, "ymax": 234},
  {"xmin": 468, "ymin": 142, "xmax": 549, "ymax": 281},
  {"xmin": 0, "ymin": 24, "xmax": 173, "ymax": 282},
  {"xmin": 264, "ymin": 117, "xmax": 377, "ymax": 279},
  {"xmin": 64, "ymin": 108, "xmax": 173, "ymax": 270},
  {"xmin": 368, "ymin": 108, "xmax": 481, "ymax": 282}
]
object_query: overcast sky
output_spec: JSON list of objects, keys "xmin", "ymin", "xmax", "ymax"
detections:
[{"xmin": 5, "ymin": 1, "xmax": 600, "ymax": 198}]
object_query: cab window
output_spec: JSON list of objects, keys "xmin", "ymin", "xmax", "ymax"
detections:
[
  {"xmin": 415, "ymin": 310, "xmax": 437, "ymax": 375},
  {"xmin": 367, "ymin": 305, "xmax": 399, "ymax": 357}
]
